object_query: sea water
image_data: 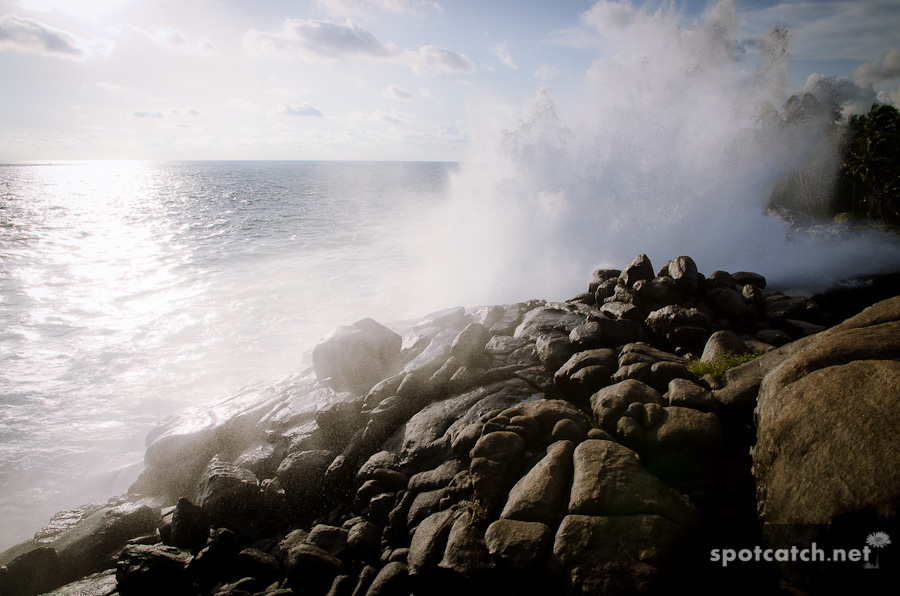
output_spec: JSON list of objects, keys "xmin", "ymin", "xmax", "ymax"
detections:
[{"xmin": 0, "ymin": 160, "xmax": 456, "ymax": 550}]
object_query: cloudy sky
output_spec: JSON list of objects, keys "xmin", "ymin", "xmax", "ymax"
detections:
[{"xmin": 1, "ymin": 0, "xmax": 898, "ymax": 161}]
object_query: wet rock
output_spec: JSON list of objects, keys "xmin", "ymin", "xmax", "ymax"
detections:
[
  {"xmin": 275, "ymin": 450, "xmax": 334, "ymax": 511},
  {"xmin": 407, "ymin": 508, "xmax": 460, "ymax": 578},
  {"xmin": 599, "ymin": 300, "xmax": 644, "ymax": 323},
  {"xmin": 0, "ymin": 546, "xmax": 62, "ymax": 596},
  {"xmin": 313, "ymin": 318, "xmax": 402, "ymax": 393},
  {"xmin": 500, "ymin": 440, "xmax": 575, "ymax": 524},
  {"xmin": 168, "ymin": 497, "xmax": 210, "ymax": 550},
  {"xmin": 346, "ymin": 520, "xmax": 381, "ymax": 562},
  {"xmin": 414, "ymin": 307, "xmax": 468, "ymax": 331},
  {"xmin": 664, "ymin": 379, "xmax": 719, "ymax": 413},
  {"xmin": 553, "ymin": 514, "xmax": 686, "ymax": 596},
  {"xmin": 469, "ymin": 431, "xmax": 527, "ymax": 510},
  {"xmin": 763, "ymin": 294, "xmax": 819, "ymax": 322},
  {"xmin": 645, "ymin": 305, "xmax": 711, "ymax": 347},
  {"xmin": 115, "ymin": 544, "xmax": 193, "ymax": 596},
  {"xmin": 306, "ymin": 525, "xmax": 349, "ymax": 558},
  {"xmin": 619, "ymin": 254, "xmax": 655, "ymax": 288},
  {"xmin": 707, "ymin": 286, "xmax": 751, "ymax": 320},
  {"xmin": 569, "ymin": 318, "xmax": 643, "ymax": 350},
  {"xmin": 649, "ymin": 361, "xmax": 692, "ymax": 393},
  {"xmin": 658, "ymin": 256, "xmax": 699, "ymax": 295},
  {"xmin": 534, "ymin": 331, "xmax": 574, "ymax": 373},
  {"xmin": 438, "ymin": 510, "xmax": 494, "ymax": 578},
  {"xmin": 756, "ymin": 328, "xmax": 792, "ymax": 346},
  {"xmin": 568, "ymin": 440, "xmax": 695, "ymax": 525},
  {"xmin": 700, "ymin": 330, "xmax": 752, "ymax": 363},
  {"xmin": 364, "ymin": 561, "xmax": 409, "ymax": 596},
  {"xmin": 590, "ymin": 380, "xmax": 663, "ymax": 433},
  {"xmin": 484, "ymin": 519, "xmax": 552, "ymax": 571},
  {"xmin": 514, "ymin": 305, "xmax": 588, "ymax": 341},
  {"xmin": 283, "ymin": 543, "xmax": 345, "ymax": 593}
]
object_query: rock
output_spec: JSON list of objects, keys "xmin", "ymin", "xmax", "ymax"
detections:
[
  {"xmin": 187, "ymin": 527, "xmax": 241, "ymax": 590},
  {"xmin": 612, "ymin": 362, "xmax": 652, "ymax": 385},
  {"xmin": 534, "ymin": 331, "xmax": 574, "ymax": 373},
  {"xmin": 449, "ymin": 323, "xmax": 490, "ymax": 366},
  {"xmin": 554, "ymin": 349, "xmax": 617, "ymax": 387},
  {"xmin": 35, "ymin": 570, "xmax": 117, "ymax": 596},
  {"xmin": 590, "ymin": 380, "xmax": 663, "ymax": 433},
  {"xmin": 552, "ymin": 514, "xmax": 686, "ymax": 596},
  {"xmin": 732, "ymin": 271, "xmax": 766, "ymax": 288},
  {"xmin": 763, "ymin": 294, "xmax": 819, "ymax": 322},
  {"xmin": 168, "ymin": 497, "xmax": 210, "ymax": 550},
  {"xmin": 501, "ymin": 399, "xmax": 590, "ymax": 440},
  {"xmin": 707, "ymin": 287, "xmax": 751, "ymax": 320},
  {"xmin": 438, "ymin": 510, "xmax": 494, "ymax": 578},
  {"xmin": 283, "ymin": 543, "xmax": 345, "ymax": 593},
  {"xmin": 599, "ymin": 300, "xmax": 644, "ymax": 323},
  {"xmin": 563, "ymin": 365, "xmax": 613, "ymax": 403},
  {"xmin": 469, "ymin": 431, "xmax": 527, "ymax": 509},
  {"xmin": 306, "ymin": 525, "xmax": 349, "ymax": 557},
  {"xmin": 632, "ymin": 277, "xmax": 680, "ymax": 310},
  {"xmin": 500, "ymin": 440, "xmax": 575, "ymax": 524},
  {"xmin": 235, "ymin": 548, "xmax": 280, "ymax": 587},
  {"xmin": 706, "ymin": 270, "xmax": 737, "ymax": 288},
  {"xmin": 0, "ymin": 546, "xmax": 62, "ymax": 596},
  {"xmin": 756, "ymin": 328, "xmax": 792, "ymax": 346},
  {"xmin": 23, "ymin": 500, "xmax": 161, "ymax": 591},
  {"xmin": 513, "ymin": 305, "xmax": 588, "ymax": 341},
  {"xmin": 649, "ymin": 361, "xmax": 692, "ymax": 393},
  {"xmin": 406, "ymin": 489, "xmax": 445, "ymax": 531},
  {"xmin": 659, "ymin": 256, "xmax": 699, "ymax": 295},
  {"xmin": 407, "ymin": 508, "xmax": 460, "ymax": 577},
  {"xmin": 313, "ymin": 318, "xmax": 402, "ymax": 393},
  {"xmin": 115, "ymin": 544, "xmax": 193, "ymax": 596},
  {"xmin": 489, "ymin": 303, "xmax": 530, "ymax": 336},
  {"xmin": 754, "ymin": 298, "xmax": 900, "ymax": 526},
  {"xmin": 364, "ymin": 561, "xmax": 408, "ymax": 596},
  {"xmin": 346, "ymin": 521, "xmax": 381, "ymax": 562},
  {"xmin": 484, "ymin": 519, "xmax": 552, "ymax": 571},
  {"xmin": 700, "ymin": 330, "xmax": 752, "ymax": 363},
  {"xmin": 568, "ymin": 440, "xmax": 695, "ymax": 525},
  {"xmin": 414, "ymin": 306, "xmax": 468, "ymax": 331},
  {"xmin": 619, "ymin": 254, "xmax": 655, "ymax": 288},
  {"xmin": 408, "ymin": 461, "xmax": 464, "ymax": 493},
  {"xmin": 664, "ymin": 379, "xmax": 718, "ymax": 413},
  {"xmin": 644, "ymin": 407, "xmax": 723, "ymax": 455},
  {"xmin": 781, "ymin": 318, "xmax": 827, "ymax": 337},
  {"xmin": 550, "ymin": 419, "xmax": 585, "ymax": 444},
  {"xmin": 645, "ymin": 305, "xmax": 711, "ymax": 347},
  {"xmin": 569, "ymin": 318, "xmax": 643, "ymax": 350},
  {"xmin": 275, "ymin": 450, "xmax": 334, "ymax": 510}
]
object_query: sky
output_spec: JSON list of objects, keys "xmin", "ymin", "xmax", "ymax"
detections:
[{"xmin": 0, "ymin": 0, "xmax": 898, "ymax": 161}]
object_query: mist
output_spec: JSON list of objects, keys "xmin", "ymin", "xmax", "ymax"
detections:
[{"xmin": 416, "ymin": 0, "xmax": 900, "ymax": 307}]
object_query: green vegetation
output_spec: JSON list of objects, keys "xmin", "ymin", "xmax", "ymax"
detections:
[
  {"xmin": 687, "ymin": 351, "xmax": 765, "ymax": 382},
  {"xmin": 838, "ymin": 103, "xmax": 900, "ymax": 225}
]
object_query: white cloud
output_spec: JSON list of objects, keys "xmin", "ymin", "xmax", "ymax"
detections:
[
  {"xmin": 419, "ymin": 87, "xmax": 434, "ymax": 100},
  {"xmin": 534, "ymin": 64, "xmax": 559, "ymax": 80},
  {"xmin": 96, "ymin": 81, "xmax": 129, "ymax": 92},
  {"xmin": 225, "ymin": 98, "xmax": 261, "ymax": 112},
  {"xmin": 132, "ymin": 110, "xmax": 165, "ymax": 119},
  {"xmin": 313, "ymin": 0, "xmax": 442, "ymax": 18},
  {"xmin": 111, "ymin": 24, "xmax": 216, "ymax": 55},
  {"xmin": 852, "ymin": 48, "xmax": 900, "ymax": 86},
  {"xmin": 243, "ymin": 18, "xmax": 474, "ymax": 75},
  {"xmin": 276, "ymin": 103, "xmax": 324, "ymax": 117},
  {"xmin": 740, "ymin": 0, "xmax": 900, "ymax": 62},
  {"xmin": 490, "ymin": 40, "xmax": 518, "ymax": 70},
  {"xmin": 350, "ymin": 108, "xmax": 415, "ymax": 125},
  {"xmin": 384, "ymin": 84, "xmax": 413, "ymax": 100},
  {"xmin": 0, "ymin": 13, "xmax": 114, "ymax": 60}
]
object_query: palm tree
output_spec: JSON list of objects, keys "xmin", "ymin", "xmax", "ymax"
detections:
[{"xmin": 841, "ymin": 104, "xmax": 900, "ymax": 225}]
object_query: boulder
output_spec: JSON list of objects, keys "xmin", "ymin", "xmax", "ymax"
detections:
[
  {"xmin": 275, "ymin": 450, "xmax": 334, "ymax": 509},
  {"xmin": 168, "ymin": 497, "xmax": 210, "ymax": 550},
  {"xmin": 590, "ymin": 380, "xmax": 663, "ymax": 433},
  {"xmin": 732, "ymin": 271, "xmax": 766, "ymax": 288},
  {"xmin": 568, "ymin": 440, "xmax": 695, "ymax": 525},
  {"xmin": 484, "ymin": 519, "xmax": 552, "ymax": 571},
  {"xmin": 500, "ymin": 440, "xmax": 575, "ymax": 524},
  {"xmin": 645, "ymin": 305, "xmax": 711, "ymax": 347},
  {"xmin": 115, "ymin": 544, "xmax": 193, "ymax": 596},
  {"xmin": 364, "ymin": 561, "xmax": 409, "ymax": 596},
  {"xmin": 763, "ymin": 294, "xmax": 819, "ymax": 322},
  {"xmin": 283, "ymin": 543, "xmax": 345, "ymax": 593},
  {"xmin": 197, "ymin": 457, "xmax": 261, "ymax": 531},
  {"xmin": 414, "ymin": 306, "xmax": 468, "ymax": 331},
  {"xmin": 618, "ymin": 254, "xmax": 655, "ymax": 288},
  {"xmin": 312, "ymin": 318, "xmax": 402, "ymax": 393},
  {"xmin": 754, "ymin": 297, "xmax": 900, "ymax": 526},
  {"xmin": 659, "ymin": 256, "xmax": 699, "ymax": 295},
  {"xmin": 552, "ymin": 514, "xmax": 686, "ymax": 596},
  {"xmin": 438, "ymin": 510, "xmax": 494, "ymax": 578},
  {"xmin": 700, "ymin": 330, "xmax": 752, "ymax": 363}
]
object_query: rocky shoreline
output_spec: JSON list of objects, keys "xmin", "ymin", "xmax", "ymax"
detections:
[{"xmin": 2, "ymin": 254, "xmax": 899, "ymax": 596}]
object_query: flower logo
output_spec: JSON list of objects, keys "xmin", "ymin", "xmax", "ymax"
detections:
[
  {"xmin": 864, "ymin": 532, "xmax": 891, "ymax": 569},
  {"xmin": 866, "ymin": 532, "xmax": 892, "ymax": 549}
]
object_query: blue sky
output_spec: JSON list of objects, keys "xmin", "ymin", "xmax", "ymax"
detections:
[{"xmin": 1, "ymin": 0, "xmax": 898, "ymax": 161}]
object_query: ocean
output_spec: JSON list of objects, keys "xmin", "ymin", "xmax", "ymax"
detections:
[{"xmin": 0, "ymin": 160, "xmax": 458, "ymax": 551}]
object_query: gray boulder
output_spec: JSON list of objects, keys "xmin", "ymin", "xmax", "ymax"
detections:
[
  {"xmin": 484, "ymin": 519, "xmax": 552, "ymax": 571},
  {"xmin": 312, "ymin": 318, "xmax": 402, "ymax": 393},
  {"xmin": 500, "ymin": 440, "xmax": 575, "ymax": 524}
]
